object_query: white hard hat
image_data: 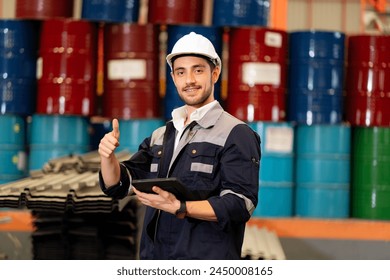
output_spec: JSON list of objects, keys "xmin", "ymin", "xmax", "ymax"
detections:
[{"xmin": 166, "ymin": 32, "xmax": 222, "ymax": 70}]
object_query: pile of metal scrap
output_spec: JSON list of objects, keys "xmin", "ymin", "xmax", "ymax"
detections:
[
  {"xmin": 0, "ymin": 151, "xmax": 134, "ymax": 214},
  {"xmin": 241, "ymin": 225, "xmax": 286, "ymax": 260},
  {"xmin": 0, "ymin": 150, "xmax": 143, "ymax": 260}
]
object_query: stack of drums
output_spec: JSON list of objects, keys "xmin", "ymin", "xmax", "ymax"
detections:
[
  {"xmin": 164, "ymin": 25, "xmax": 223, "ymax": 120},
  {"xmin": 346, "ymin": 35, "xmax": 390, "ymax": 220},
  {"xmin": 37, "ymin": 19, "xmax": 98, "ymax": 116},
  {"xmin": 0, "ymin": 20, "xmax": 39, "ymax": 183},
  {"xmin": 103, "ymin": 23, "xmax": 160, "ymax": 120},
  {"xmin": 345, "ymin": 35, "xmax": 390, "ymax": 127},
  {"xmin": 226, "ymin": 27, "xmax": 288, "ymax": 122},
  {"xmin": 0, "ymin": 115, "xmax": 27, "ymax": 184},
  {"xmin": 212, "ymin": 0, "xmax": 270, "ymax": 27},
  {"xmin": 295, "ymin": 125, "xmax": 351, "ymax": 218},
  {"xmin": 351, "ymin": 127, "xmax": 390, "ymax": 220},
  {"xmin": 28, "ymin": 115, "xmax": 90, "ymax": 171},
  {"xmin": 0, "ymin": 20, "xmax": 39, "ymax": 116},
  {"xmin": 31, "ymin": 18, "xmax": 97, "ymax": 171},
  {"xmin": 288, "ymin": 31, "xmax": 345, "ymax": 125},
  {"xmin": 249, "ymin": 122, "xmax": 294, "ymax": 217}
]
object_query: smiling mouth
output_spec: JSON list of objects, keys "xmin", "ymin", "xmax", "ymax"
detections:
[{"xmin": 184, "ymin": 86, "xmax": 200, "ymax": 93}]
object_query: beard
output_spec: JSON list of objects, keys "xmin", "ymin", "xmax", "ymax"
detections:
[{"xmin": 178, "ymin": 79, "xmax": 214, "ymax": 107}]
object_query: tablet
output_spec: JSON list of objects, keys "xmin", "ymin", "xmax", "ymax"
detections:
[{"xmin": 131, "ymin": 177, "xmax": 191, "ymax": 201}]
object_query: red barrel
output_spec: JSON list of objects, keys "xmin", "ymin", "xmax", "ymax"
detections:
[
  {"xmin": 15, "ymin": 0, "xmax": 74, "ymax": 19},
  {"xmin": 345, "ymin": 35, "xmax": 390, "ymax": 127},
  {"xmin": 345, "ymin": 93, "xmax": 390, "ymax": 127},
  {"xmin": 147, "ymin": 0, "xmax": 204, "ymax": 25},
  {"xmin": 103, "ymin": 23, "xmax": 160, "ymax": 119},
  {"xmin": 37, "ymin": 19, "xmax": 98, "ymax": 116},
  {"xmin": 226, "ymin": 27, "xmax": 288, "ymax": 122}
]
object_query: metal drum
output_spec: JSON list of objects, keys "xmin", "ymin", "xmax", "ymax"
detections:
[
  {"xmin": 249, "ymin": 121, "xmax": 294, "ymax": 217},
  {"xmin": 212, "ymin": 0, "xmax": 270, "ymax": 27},
  {"xmin": 15, "ymin": 0, "xmax": 74, "ymax": 19},
  {"xmin": 226, "ymin": 27, "xmax": 288, "ymax": 122},
  {"xmin": 164, "ymin": 25, "xmax": 223, "ymax": 120},
  {"xmin": 345, "ymin": 35, "xmax": 390, "ymax": 127},
  {"xmin": 36, "ymin": 19, "xmax": 98, "ymax": 117},
  {"xmin": 351, "ymin": 127, "xmax": 390, "ymax": 220},
  {"xmin": 0, "ymin": 20, "xmax": 39, "ymax": 116},
  {"xmin": 288, "ymin": 31, "xmax": 345, "ymax": 125},
  {"xmin": 117, "ymin": 118, "xmax": 165, "ymax": 153},
  {"xmin": 288, "ymin": 88, "xmax": 343, "ymax": 125},
  {"xmin": 103, "ymin": 23, "xmax": 160, "ymax": 119},
  {"xmin": 147, "ymin": 0, "xmax": 204, "ymax": 25},
  {"xmin": 295, "ymin": 124, "xmax": 351, "ymax": 218},
  {"xmin": 81, "ymin": 0, "xmax": 140, "ymax": 23},
  {"xmin": 28, "ymin": 114, "xmax": 90, "ymax": 171},
  {"xmin": 0, "ymin": 114, "xmax": 27, "ymax": 183}
]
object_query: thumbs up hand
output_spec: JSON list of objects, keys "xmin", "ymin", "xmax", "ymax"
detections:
[
  {"xmin": 98, "ymin": 118, "xmax": 121, "ymax": 158},
  {"xmin": 112, "ymin": 118, "xmax": 120, "ymax": 140}
]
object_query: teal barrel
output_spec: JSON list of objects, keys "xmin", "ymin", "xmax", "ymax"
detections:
[
  {"xmin": 117, "ymin": 118, "xmax": 165, "ymax": 154},
  {"xmin": 295, "ymin": 124, "xmax": 351, "ymax": 218},
  {"xmin": 0, "ymin": 114, "xmax": 28, "ymax": 183},
  {"xmin": 351, "ymin": 127, "xmax": 390, "ymax": 220},
  {"xmin": 249, "ymin": 121, "xmax": 295, "ymax": 217},
  {"xmin": 28, "ymin": 114, "xmax": 90, "ymax": 171}
]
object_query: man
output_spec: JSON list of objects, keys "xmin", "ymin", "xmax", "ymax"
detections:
[{"xmin": 98, "ymin": 32, "xmax": 261, "ymax": 259}]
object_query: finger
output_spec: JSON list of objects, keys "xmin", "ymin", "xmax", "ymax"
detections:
[{"xmin": 112, "ymin": 118, "xmax": 120, "ymax": 139}]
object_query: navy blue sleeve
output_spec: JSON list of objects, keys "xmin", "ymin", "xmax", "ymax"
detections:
[{"xmin": 208, "ymin": 124, "xmax": 261, "ymax": 229}]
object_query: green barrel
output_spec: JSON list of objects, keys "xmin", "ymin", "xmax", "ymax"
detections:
[{"xmin": 351, "ymin": 127, "xmax": 390, "ymax": 220}]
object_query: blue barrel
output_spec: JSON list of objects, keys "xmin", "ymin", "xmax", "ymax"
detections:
[
  {"xmin": 295, "ymin": 124, "xmax": 351, "ymax": 218},
  {"xmin": 117, "ymin": 118, "xmax": 165, "ymax": 153},
  {"xmin": 289, "ymin": 30, "xmax": 345, "ymax": 60},
  {"xmin": 0, "ymin": 114, "xmax": 28, "ymax": 183},
  {"xmin": 288, "ymin": 31, "xmax": 345, "ymax": 125},
  {"xmin": 288, "ymin": 88, "xmax": 343, "ymax": 125},
  {"xmin": 249, "ymin": 121, "xmax": 295, "ymax": 217},
  {"xmin": 28, "ymin": 114, "xmax": 90, "ymax": 171},
  {"xmin": 212, "ymin": 0, "xmax": 270, "ymax": 27},
  {"xmin": 164, "ymin": 25, "xmax": 223, "ymax": 120},
  {"xmin": 0, "ymin": 20, "xmax": 39, "ymax": 116},
  {"xmin": 81, "ymin": 0, "xmax": 140, "ymax": 23}
]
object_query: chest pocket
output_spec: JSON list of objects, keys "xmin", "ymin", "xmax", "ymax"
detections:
[
  {"xmin": 150, "ymin": 145, "xmax": 163, "ymax": 173},
  {"xmin": 187, "ymin": 144, "xmax": 219, "ymax": 177}
]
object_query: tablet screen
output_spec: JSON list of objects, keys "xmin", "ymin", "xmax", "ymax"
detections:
[{"xmin": 132, "ymin": 177, "xmax": 193, "ymax": 200}]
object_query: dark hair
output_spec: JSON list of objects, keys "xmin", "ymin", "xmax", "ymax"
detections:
[{"xmin": 171, "ymin": 53, "xmax": 217, "ymax": 71}]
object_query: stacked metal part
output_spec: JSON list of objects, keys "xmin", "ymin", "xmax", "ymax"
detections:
[
  {"xmin": 241, "ymin": 225, "xmax": 286, "ymax": 260},
  {"xmin": 0, "ymin": 150, "xmax": 142, "ymax": 259},
  {"xmin": 31, "ymin": 200, "xmax": 139, "ymax": 260},
  {"xmin": 0, "ymin": 151, "xmax": 133, "ymax": 213}
]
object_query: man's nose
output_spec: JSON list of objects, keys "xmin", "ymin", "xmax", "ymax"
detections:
[{"xmin": 186, "ymin": 72, "xmax": 196, "ymax": 84}]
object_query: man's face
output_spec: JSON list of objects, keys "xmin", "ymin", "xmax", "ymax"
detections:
[{"xmin": 171, "ymin": 56, "xmax": 220, "ymax": 108}]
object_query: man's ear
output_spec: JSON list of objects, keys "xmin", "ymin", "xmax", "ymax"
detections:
[{"xmin": 212, "ymin": 66, "xmax": 221, "ymax": 83}]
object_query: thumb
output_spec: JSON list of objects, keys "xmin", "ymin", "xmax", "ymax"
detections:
[{"xmin": 112, "ymin": 118, "xmax": 120, "ymax": 139}]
